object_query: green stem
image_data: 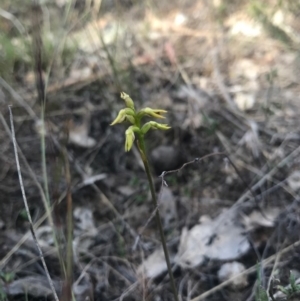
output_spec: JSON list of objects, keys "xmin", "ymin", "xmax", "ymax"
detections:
[
  {"xmin": 137, "ymin": 135, "xmax": 179, "ymax": 301},
  {"xmin": 62, "ymin": 148, "xmax": 73, "ymax": 301},
  {"xmin": 40, "ymin": 106, "xmax": 50, "ymax": 206}
]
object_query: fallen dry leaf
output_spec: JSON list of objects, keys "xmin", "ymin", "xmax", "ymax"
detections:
[
  {"xmin": 73, "ymin": 207, "xmax": 98, "ymax": 258},
  {"xmin": 176, "ymin": 212, "xmax": 250, "ymax": 268},
  {"xmin": 241, "ymin": 208, "xmax": 280, "ymax": 231},
  {"xmin": 69, "ymin": 126, "xmax": 96, "ymax": 148},
  {"xmin": 238, "ymin": 121, "xmax": 261, "ymax": 158},
  {"xmin": 68, "ymin": 110, "xmax": 96, "ymax": 148},
  {"xmin": 4, "ymin": 276, "xmax": 61, "ymax": 298},
  {"xmin": 137, "ymin": 248, "xmax": 172, "ymax": 278}
]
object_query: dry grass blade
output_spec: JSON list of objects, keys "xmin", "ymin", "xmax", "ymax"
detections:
[
  {"xmin": 0, "ymin": 8, "xmax": 26, "ymax": 35},
  {"xmin": 8, "ymin": 106, "xmax": 59, "ymax": 301},
  {"xmin": 0, "ymin": 77, "xmax": 37, "ymax": 119}
]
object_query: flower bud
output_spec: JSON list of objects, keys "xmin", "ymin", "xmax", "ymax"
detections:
[
  {"xmin": 120, "ymin": 92, "xmax": 135, "ymax": 110},
  {"xmin": 124, "ymin": 126, "xmax": 140, "ymax": 152},
  {"xmin": 110, "ymin": 108, "xmax": 135, "ymax": 126},
  {"xmin": 141, "ymin": 121, "xmax": 171, "ymax": 134},
  {"xmin": 151, "ymin": 122, "xmax": 171, "ymax": 130},
  {"xmin": 138, "ymin": 108, "xmax": 167, "ymax": 119}
]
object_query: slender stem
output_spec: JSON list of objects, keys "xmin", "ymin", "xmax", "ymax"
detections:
[
  {"xmin": 62, "ymin": 148, "xmax": 73, "ymax": 301},
  {"xmin": 137, "ymin": 135, "xmax": 179, "ymax": 301},
  {"xmin": 40, "ymin": 106, "xmax": 51, "ymax": 206},
  {"xmin": 9, "ymin": 106, "xmax": 59, "ymax": 301}
]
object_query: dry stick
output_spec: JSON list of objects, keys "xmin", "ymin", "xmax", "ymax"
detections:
[
  {"xmin": 159, "ymin": 152, "xmax": 226, "ymax": 185},
  {"xmin": 8, "ymin": 106, "xmax": 59, "ymax": 301},
  {"xmin": 190, "ymin": 239, "xmax": 300, "ymax": 301}
]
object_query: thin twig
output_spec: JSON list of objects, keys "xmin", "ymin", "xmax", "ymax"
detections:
[
  {"xmin": 8, "ymin": 106, "xmax": 59, "ymax": 301},
  {"xmin": 159, "ymin": 152, "xmax": 261, "ymax": 205},
  {"xmin": 159, "ymin": 152, "xmax": 225, "ymax": 184}
]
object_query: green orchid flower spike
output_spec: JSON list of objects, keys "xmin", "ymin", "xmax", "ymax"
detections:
[
  {"xmin": 111, "ymin": 92, "xmax": 171, "ymax": 152},
  {"xmin": 110, "ymin": 92, "xmax": 179, "ymax": 301}
]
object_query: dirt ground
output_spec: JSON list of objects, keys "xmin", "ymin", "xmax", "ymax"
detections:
[{"xmin": 1, "ymin": 0, "xmax": 300, "ymax": 300}]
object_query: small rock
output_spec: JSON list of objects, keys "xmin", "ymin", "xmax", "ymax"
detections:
[
  {"xmin": 73, "ymin": 280, "xmax": 93, "ymax": 301},
  {"xmin": 218, "ymin": 262, "xmax": 248, "ymax": 289},
  {"xmin": 117, "ymin": 185, "xmax": 135, "ymax": 197},
  {"xmin": 150, "ymin": 145, "xmax": 184, "ymax": 174},
  {"xmin": 287, "ymin": 170, "xmax": 300, "ymax": 191},
  {"xmin": 234, "ymin": 92, "xmax": 255, "ymax": 111},
  {"xmin": 137, "ymin": 248, "xmax": 171, "ymax": 278}
]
